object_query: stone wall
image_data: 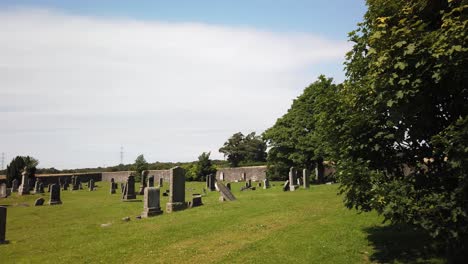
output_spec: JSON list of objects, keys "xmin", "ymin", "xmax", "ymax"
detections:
[
  {"xmin": 36, "ymin": 172, "xmax": 102, "ymax": 185},
  {"xmin": 101, "ymin": 171, "xmax": 132, "ymax": 182},
  {"xmin": 147, "ymin": 170, "xmax": 171, "ymax": 182},
  {"xmin": 0, "ymin": 175, "xmax": 5, "ymax": 184},
  {"xmin": 216, "ymin": 166, "xmax": 267, "ymax": 182}
]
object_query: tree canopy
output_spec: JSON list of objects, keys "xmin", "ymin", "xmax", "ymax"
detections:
[
  {"xmin": 219, "ymin": 132, "xmax": 267, "ymax": 167},
  {"xmin": 6, "ymin": 156, "xmax": 39, "ymax": 186}
]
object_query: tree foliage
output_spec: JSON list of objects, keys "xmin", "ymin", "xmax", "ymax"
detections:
[
  {"xmin": 263, "ymin": 76, "xmax": 341, "ymax": 180},
  {"xmin": 219, "ymin": 132, "xmax": 267, "ymax": 167},
  {"xmin": 6, "ymin": 156, "xmax": 39, "ymax": 186},
  {"xmin": 187, "ymin": 152, "xmax": 217, "ymax": 181},
  {"xmin": 331, "ymin": 0, "xmax": 468, "ymax": 254},
  {"xmin": 132, "ymin": 154, "xmax": 148, "ymax": 182}
]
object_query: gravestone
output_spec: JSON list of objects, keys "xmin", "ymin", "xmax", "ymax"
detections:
[
  {"xmin": 148, "ymin": 176, "xmax": 154, "ymax": 187},
  {"xmin": 122, "ymin": 175, "xmax": 136, "ymax": 200},
  {"xmin": 258, "ymin": 182, "xmax": 262, "ymax": 187},
  {"xmin": 158, "ymin": 178, "xmax": 163, "ymax": 188},
  {"xmin": 18, "ymin": 169, "xmax": 30, "ymax": 195},
  {"xmin": 63, "ymin": 179, "xmax": 69, "ymax": 191},
  {"xmin": 121, "ymin": 183, "xmax": 124, "ymax": 193},
  {"xmin": 297, "ymin": 177, "xmax": 302, "ymax": 186},
  {"xmin": 247, "ymin": 179, "xmax": 252, "ymax": 188},
  {"xmin": 12, "ymin": 179, "xmax": 18, "ymax": 192},
  {"xmin": 303, "ymin": 169, "xmax": 310, "ymax": 189},
  {"xmin": 189, "ymin": 194, "xmax": 203, "ymax": 208},
  {"xmin": 139, "ymin": 170, "xmax": 149, "ymax": 195},
  {"xmin": 33, "ymin": 181, "xmax": 40, "ymax": 194},
  {"xmin": 38, "ymin": 183, "xmax": 45, "ymax": 193},
  {"xmin": 283, "ymin": 180, "xmax": 290, "ymax": 192},
  {"xmin": 47, "ymin": 184, "xmax": 52, "ymax": 193},
  {"xmin": 34, "ymin": 198, "xmax": 45, "ymax": 206},
  {"xmin": 141, "ymin": 187, "xmax": 163, "ymax": 217},
  {"xmin": 219, "ymin": 172, "xmax": 224, "ymax": 181},
  {"xmin": 216, "ymin": 182, "xmax": 236, "ymax": 201},
  {"xmin": 28, "ymin": 178, "xmax": 35, "ymax": 191},
  {"xmin": 49, "ymin": 184, "xmax": 62, "ymax": 205},
  {"xmin": 289, "ymin": 167, "xmax": 297, "ymax": 191},
  {"xmin": 78, "ymin": 182, "xmax": 83, "ymax": 190},
  {"xmin": 226, "ymin": 183, "xmax": 231, "ymax": 190},
  {"xmin": 207, "ymin": 174, "xmax": 216, "ymax": 191},
  {"xmin": 110, "ymin": 181, "xmax": 116, "ymax": 194},
  {"xmin": 89, "ymin": 179, "xmax": 95, "ymax": 191},
  {"xmin": 0, "ymin": 206, "xmax": 6, "ymax": 243},
  {"xmin": 241, "ymin": 172, "xmax": 246, "ymax": 181},
  {"xmin": 166, "ymin": 166, "xmax": 187, "ymax": 213},
  {"xmin": 263, "ymin": 179, "xmax": 270, "ymax": 189},
  {"xmin": 0, "ymin": 184, "xmax": 7, "ymax": 198}
]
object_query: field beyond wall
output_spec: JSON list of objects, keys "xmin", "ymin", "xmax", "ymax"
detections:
[{"xmin": 0, "ymin": 182, "xmax": 444, "ymax": 263}]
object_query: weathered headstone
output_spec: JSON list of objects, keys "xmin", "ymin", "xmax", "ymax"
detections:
[
  {"xmin": 226, "ymin": 182, "xmax": 231, "ymax": 190},
  {"xmin": 189, "ymin": 194, "xmax": 203, "ymax": 208},
  {"xmin": 28, "ymin": 178, "xmax": 35, "ymax": 191},
  {"xmin": 88, "ymin": 179, "xmax": 95, "ymax": 191},
  {"xmin": 289, "ymin": 167, "xmax": 297, "ymax": 191},
  {"xmin": 303, "ymin": 169, "xmax": 310, "ymax": 189},
  {"xmin": 49, "ymin": 184, "xmax": 62, "ymax": 205},
  {"xmin": 247, "ymin": 179, "xmax": 252, "ymax": 188},
  {"xmin": 34, "ymin": 198, "xmax": 45, "ymax": 206},
  {"xmin": 110, "ymin": 181, "xmax": 116, "ymax": 194},
  {"xmin": 141, "ymin": 187, "xmax": 163, "ymax": 217},
  {"xmin": 219, "ymin": 172, "xmax": 224, "ymax": 181},
  {"xmin": 18, "ymin": 169, "xmax": 30, "ymax": 195},
  {"xmin": 263, "ymin": 178, "xmax": 270, "ymax": 189},
  {"xmin": 297, "ymin": 177, "xmax": 302, "ymax": 186},
  {"xmin": 207, "ymin": 174, "xmax": 216, "ymax": 191},
  {"xmin": 38, "ymin": 183, "xmax": 45, "ymax": 193},
  {"xmin": 0, "ymin": 206, "xmax": 6, "ymax": 243},
  {"xmin": 121, "ymin": 183, "xmax": 124, "ymax": 193},
  {"xmin": 47, "ymin": 184, "xmax": 52, "ymax": 193},
  {"xmin": 122, "ymin": 175, "xmax": 136, "ymax": 200},
  {"xmin": 148, "ymin": 176, "xmax": 154, "ymax": 187},
  {"xmin": 283, "ymin": 180, "xmax": 290, "ymax": 192},
  {"xmin": 216, "ymin": 182, "xmax": 236, "ymax": 201},
  {"xmin": 166, "ymin": 166, "xmax": 187, "ymax": 213},
  {"xmin": 33, "ymin": 180, "xmax": 40, "ymax": 194},
  {"xmin": 11, "ymin": 179, "xmax": 18, "ymax": 192},
  {"xmin": 63, "ymin": 179, "xmax": 69, "ymax": 191},
  {"xmin": 0, "ymin": 184, "xmax": 7, "ymax": 198},
  {"xmin": 242, "ymin": 172, "xmax": 246, "ymax": 181},
  {"xmin": 138, "ymin": 170, "xmax": 149, "ymax": 195},
  {"xmin": 158, "ymin": 177, "xmax": 164, "ymax": 188}
]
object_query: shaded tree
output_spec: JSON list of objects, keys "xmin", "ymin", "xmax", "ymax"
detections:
[
  {"xmin": 219, "ymin": 132, "xmax": 266, "ymax": 167},
  {"xmin": 132, "ymin": 154, "xmax": 148, "ymax": 182},
  {"xmin": 6, "ymin": 156, "xmax": 39, "ymax": 186}
]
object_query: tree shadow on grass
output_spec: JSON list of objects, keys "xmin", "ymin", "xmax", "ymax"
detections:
[{"xmin": 364, "ymin": 224, "xmax": 447, "ymax": 263}]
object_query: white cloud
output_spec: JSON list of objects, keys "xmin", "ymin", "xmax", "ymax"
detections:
[{"xmin": 0, "ymin": 8, "xmax": 350, "ymax": 169}]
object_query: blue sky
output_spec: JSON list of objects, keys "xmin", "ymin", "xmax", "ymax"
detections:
[{"xmin": 0, "ymin": 1, "xmax": 367, "ymax": 169}]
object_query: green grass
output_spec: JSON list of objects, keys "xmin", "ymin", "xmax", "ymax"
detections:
[{"xmin": 0, "ymin": 182, "xmax": 446, "ymax": 263}]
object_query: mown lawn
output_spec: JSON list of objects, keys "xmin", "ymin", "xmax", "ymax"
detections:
[{"xmin": 0, "ymin": 182, "xmax": 445, "ymax": 263}]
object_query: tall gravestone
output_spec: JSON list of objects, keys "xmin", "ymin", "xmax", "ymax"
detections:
[
  {"xmin": 148, "ymin": 176, "xmax": 154, "ymax": 187},
  {"xmin": 28, "ymin": 178, "xmax": 35, "ymax": 191},
  {"xmin": 166, "ymin": 167, "xmax": 187, "ymax": 213},
  {"xmin": 289, "ymin": 167, "xmax": 298, "ymax": 191},
  {"xmin": 63, "ymin": 179, "xmax": 69, "ymax": 191},
  {"xmin": 33, "ymin": 180, "xmax": 40, "ymax": 194},
  {"xmin": 122, "ymin": 175, "xmax": 136, "ymax": 200},
  {"xmin": 142, "ymin": 187, "xmax": 163, "ymax": 217},
  {"xmin": 18, "ymin": 169, "xmax": 30, "ymax": 195},
  {"xmin": 139, "ymin": 171, "xmax": 149, "ymax": 195},
  {"xmin": 303, "ymin": 169, "xmax": 310, "ymax": 189},
  {"xmin": 11, "ymin": 179, "xmax": 18, "ymax": 192},
  {"xmin": 0, "ymin": 206, "xmax": 6, "ymax": 244},
  {"xmin": 121, "ymin": 183, "xmax": 124, "ymax": 193},
  {"xmin": 110, "ymin": 178, "xmax": 116, "ymax": 194},
  {"xmin": 0, "ymin": 184, "xmax": 7, "ymax": 198},
  {"xmin": 88, "ymin": 179, "xmax": 95, "ymax": 191},
  {"xmin": 283, "ymin": 180, "xmax": 290, "ymax": 192},
  {"xmin": 247, "ymin": 179, "xmax": 252, "ymax": 188},
  {"xmin": 158, "ymin": 177, "xmax": 163, "ymax": 188},
  {"xmin": 38, "ymin": 183, "xmax": 45, "ymax": 193},
  {"xmin": 207, "ymin": 174, "xmax": 216, "ymax": 191},
  {"xmin": 49, "ymin": 184, "xmax": 62, "ymax": 205},
  {"xmin": 241, "ymin": 172, "xmax": 246, "ymax": 181},
  {"xmin": 263, "ymin": 179, "xmax": 270, "ymax": 189}
]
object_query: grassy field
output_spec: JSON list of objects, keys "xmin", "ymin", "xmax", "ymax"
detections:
[{"xmin": 0, "ymin": 182, "xmax": 445, "ymax": 263}]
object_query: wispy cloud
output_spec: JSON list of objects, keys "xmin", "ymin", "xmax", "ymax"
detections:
[{"xmin": 0, "ymin": 8, "xmax": 350, "ymax": 168}]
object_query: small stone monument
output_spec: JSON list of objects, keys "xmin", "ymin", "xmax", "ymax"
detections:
[
  {"xmin": 158, "ymin": 177, "xmax": 163, "ymax": 188},
  {"xmin": 141, "ymin": 187, "xmax": 163, "ymax": 217},
  {"xmin": 139, "ymin": 170, "xmax": 149, "ymax": 195},
  {"xmin": 33, "ymin": 180, "xmax": 40, "ymax": 194},
  {"xmin": 297, "ymin": 177, "xmax": 302, "ymax": 186},
  {"xmin": 247, "ymin": 179, "xmax": 252, "ymax": 188},
  {"xmin": 0, "ymin": 206, "xmax": 6, "ymax": 244},
  {"xmin": 88, "ymin": 179, "xmax": 95, "ymax": 191},
  {"xmin": 283, "ymin": 180, "xmax": 290, "ymax": 192},
  {"xmin": 63, "ymin": 179, "xmax": 69, "ymax": 191},
  {"xmin": 206, "ymin": 174, "xmax": 216, "ymax": 191},
  {"xmin": 242, "ymin": 172, "xmax": 246, "ymax": 181},
  {"xmin": 166, "ymin": 167, "xmax": 187, "ymax": 213},
  {"xmin": 122, "ymin": 175, "xmax": 136, "ymax": 200},
  {"xmin": 34, "ymin": 198, "xmax": 45, "ymax": 206},
  {"xmin": 263, "ymin": 179, "xmax": 270, "ymax": 189},
  {"xmin": 189, "ymin": 194, "xmax": 203, "ymax": 208},
  {"xmin": 47, "ymin": 184, "xmax": 52, "ymax": 193},
  {"xmin": 226, "ymin": 182, "xmax": 231, "ymax": 190},
  {"xmin": 49, "ymin": 184, "xmax": 62, "ymax": 205},
  {"xmin": 216, "ymin": 182, "xmax": 236, "ymax": 202},
  {"xmin": 289, "ymin": 167, "xmax": 298, "ymax": 191},
  {"xmin": 303, "ymin": 169, "xmax": 310, "ymax": 189},
  {"xmin": 0, "ymin": 184, "xmax": 7, "ymax": 198},
  {"xmin": 38, "ymin": 182, "xmax": 45, "ymax": 193},
  {"xmin": 147, "ymin": 176, "xmax": 154, "ymax": 187},
  {"xmin": 11, "ymin": 179, "xmax": 18, "ymax": 192},
  {"xmin": 110, "ymin": 178, "xmax": 116, "ymax": 194},
  {"xmin": 18, "ymin": 168, "xmax": 30, "ymax": 195}
]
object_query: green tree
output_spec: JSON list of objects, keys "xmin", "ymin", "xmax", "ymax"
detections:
[
  {"xmin": 132, "ymin": 154, "xmax": 148, "ymax": 182},
  {"xmin": 263, "ymin": 76, "xmax": 341, "ymax": 180},
  {"xmin": 328, "ymin": 0, "xmax": 467, "ymax": 256},
  {"xmin": 193, "ymin": 152, "xmax": 217, "ymax": 181},
  {"xmin": 219, "ymin": 132, "xmax": 267, "ymax": 167},
  {"xmin": 6, "ymin": 156, "xmax": 39, "ymax": 186}
]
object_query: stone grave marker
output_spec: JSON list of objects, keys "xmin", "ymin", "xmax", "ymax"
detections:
[
  {"xmin": 166, "ymin": 166, "xmax": 187, "ymax": 213},
  {"xmin": 263, "ymin": 179, "xmax": 270, "ymax": 189},
  {"xmin": 297, "ymin": 177, "xmax": 302, "ymax": 186},
  {"xmin": 303, "ymin": 169, "xmax": 310, "ymax": 189},
  {"xmin": 33, "ymin": 181, "xmax": 40, "ymax": 194},
  {"xmin": 0, "ymin": 184, "xmax": 7, "ymax": 198},
  {"xmin": 89, "ymin": 179, "xmax": 95, "ymax": 191},
  {"xmin": 139, "ymin": 170, "xmax": 149, "ymax": 195},
  {"xmin": 141, "ymin": 187, "xmax": 163, "ymax": 217},
  {"xmin": 189, "ymin": 194, "xmax": 203, "ymax": 208},
  {"xmin": 12, "ymin": 179, "xmax": 18, "ymax": 192},
  {"xmin": 34, "ymin": 198, "xmax": 45, "ymax": 206},
  {"xmin": 283, "ymin": 180, "xmax": 290, "ymax": 192},
  {"xmin": 18, "ymin": 169, "xmax": 30, "ymax": 195},
  {"xmin": 38, "ymin": 183, "xmax": 45, "ymax": 193},
  {"xmin": 122, "ymin": 175, "xmax": 136, "ymax": 200},
  {"xmin": 47, "ymin": 184, "xmax": 52, "ymax": 193},
  {"xmin": 121, "ymin": 183, "xmax": 124, "ymax": 193},
  {"xmin": 148, "ymin": 176, "xmax": 154, "ymax": 187},
  {"xmin": 216, "ymin": 182, "xmax": 236, "ymax": 201},
  {"xmin": 49, "ymin": 184, "xmax": 62, "ymax": 205},
  {"xmin": 226, "ymin": 182, "xmax": 231, "ymax": 190},
  {"xmin": 206, "ymin": 174, "xmax": 216, "ymax": 191},
  {"xmin": 0, "ymin": 206, "xmax": 6, "ymax": 244},
  {"xmin": 158, "ymin": 177, "xmax": 163, "ymax": 188},
  {"xmin": 289, "ymin": 167, "xmax": 298, "ymax": 191}
]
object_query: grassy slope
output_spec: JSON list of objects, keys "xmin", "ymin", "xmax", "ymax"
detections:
[{"xmin": 0, "ymin": 182, "xmax": 444, "ymax": 263}]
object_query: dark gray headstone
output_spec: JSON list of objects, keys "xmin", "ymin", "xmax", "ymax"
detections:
[
  {"xmin": 141, "ymin": 187, "xmax": 163, "ymax": 217},
  {"xmin": 121, "ymin": 183, "xmax": 124, "ymax": 193},
  {"xmin": 0, "ymin": 206, "xmax": 6, "ymax": 243},
  {"xmin": 122, "ymin": 176, "xmax": 136, "ymax": 200},
  {"xmin": 49, "ymin": 184, "xmax": 62, "ymax": 205},
  {"xmin": 216, "ymin": 182, "xmax": 236, "ymax": 201},
  {"xmin": 88, "ymin": 179, "xmax": 95, "ymax": 191},
  {"xmin": 47, "ymin": 184, "xmax": 52, "ymax": 193},
  {"xmin": 158, "ymin": 177, "xmax": 163, "ymax": 188},
  {"xmin": 190, "ymin": 194, "xmax": 203, "ymax": 208},
  {"xmin": 166, "ymin": 166, "xmax": 187, "ymax": 213},
  {"xmin": 148, "ymin": 176, "xmax": 154, "ymax": 187},
  {"xmin": 303, "ymin": 169, "xmax": 310, "ymax": 189},
  {"xmin": 12, "ymin": 179, "xmax": 18, "ymax": 192},
  {"xmin": 283, "ymin": 180, "xmax": 290, "ymax": 192},
  {"xmin": 110, "ymin": 182, "xmax": 116, "ymax": 194},
  {"xmin": 38, "ymin": 183, "xmax": 45, "ymax": 193},
  {"xmin": 139, "ymin": 171, "xmax": 149, "ymax": 195},
  {"xmin": 226, "ymin": 183, "xmax": 231, "ymax": 190},
  {"xmin": 34, "ymin": 198, "xmax": 45, "ymax": 206}
]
